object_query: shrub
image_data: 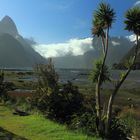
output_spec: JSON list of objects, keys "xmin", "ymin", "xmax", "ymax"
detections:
[
  {"xmin": 120, "ymin": 113, "xmax": 140, "ymax": 139},
  {"xmin": 31, "ymin": 60, "xmax": 83, "ymax": 123},
  {"xmin": 46, "ymin": 81, "xmax": 83, "ymax": 123},
  {"xmin": 14, "ymin": 97, "xmax": 32, "ymax": 112},
  {"xmin": 31, "ymin": 59, "xmax": 59, "ymax": 110},
  {"xmin": 70, "ymin": 112, "xmax": 97, "ymax": 136},
  {"xmin": 0, "ymin": 71, "xmax": 15, "ymax": 103},
  {"xmin": 109, "ymin": 117, "xmax": 130, "ymax": 140}
]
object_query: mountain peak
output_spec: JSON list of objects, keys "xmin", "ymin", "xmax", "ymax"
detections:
[
  {"xmin": 2, "ymin": 15, "xmax": 13, "ymax": 22},
  {"xmin": 0, "ymin": 15, "xmax": 18, "ymax": 36}
]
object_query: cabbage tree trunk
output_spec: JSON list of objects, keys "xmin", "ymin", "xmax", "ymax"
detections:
[
  {"xmin": 95, "ymin": 27, "xmax": 109, "ymax": 134},
  {"xmin": 105, "ymin": 35, "xmax": 139, "ymax": 136}
]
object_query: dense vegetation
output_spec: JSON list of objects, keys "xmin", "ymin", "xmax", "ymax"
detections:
[
  {"xmin": 0, "ymin": 2, "xmax": 140, "ymax": 140},
  {"xmin": 0, "ymin": 66, "xmax": 140, "ymax": 139}
]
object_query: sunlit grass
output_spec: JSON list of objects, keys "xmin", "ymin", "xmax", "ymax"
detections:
[{"xmin": 0, "ymin": 105, "xmax": 101, "ymax": 140}]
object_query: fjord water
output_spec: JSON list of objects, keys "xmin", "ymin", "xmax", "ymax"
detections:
[{"xmin": 5, "ymin": 68, "xmax": 140, "ymax": 88}]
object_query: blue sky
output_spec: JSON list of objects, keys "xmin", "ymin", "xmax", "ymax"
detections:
[{"xmin": 0, "ymin": 0, "xmax": 138, "ymax": 44}]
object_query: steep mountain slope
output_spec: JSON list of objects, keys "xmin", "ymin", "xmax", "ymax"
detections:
[
  {"xmin": 0, "ymin": 16, "xmax": 46, "ymax": 68},
  {"xmin": 119, "ymin": 45, "xmax": 140, "ymax": 69},
  {"xmin": 0, "ymin": 16, "xmax": 18, "ymax": 37},
  {"xmin": 52, "ymin": 36, "xmax": 133, "ymax": 69}
]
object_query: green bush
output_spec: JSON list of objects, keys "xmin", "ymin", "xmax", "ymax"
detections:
[
  {"xmin": 70, "ymin": 112, "xmax": 97, "ymax": 136},
  {"xmin": 14, "ymin": 98, "xmax": 32, "ymax": 112},
  {"xmin": 46, "ymin": 81, "xmax": 83, "ymax": 123},
  {"xmin": 31, "ymin": 59, "xmax": 59, "ymax": 111},
  {"xmin": 120, "ymin": 114, "xmax": 140, "ymax": 139},
  {"xmin": 31, "ymin": 60, "xmax": 83, "ymax": 123},
  {"xmin": 0, "ymin": 71, "xmax": 15, "ymax": 103},
  {"xmin": 109, "ymin": 117, "xmax": 130, "ymax": 140}
]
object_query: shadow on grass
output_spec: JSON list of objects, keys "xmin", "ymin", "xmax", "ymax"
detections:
[{"xmin": 0, "ymin": 127, "xmax": 28, "ymax": 140}]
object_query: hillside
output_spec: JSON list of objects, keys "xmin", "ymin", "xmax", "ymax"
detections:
[
  {"xmin": 52, "ymin": 36, "xmax": 134, "ymax": 69},
  {"xmin": 0, "ymin": 16, "xmax": 46, "ymax": 68},
  {"xmin": 119, "ymin": 45, "xmax": 140, "ymax": 69}
]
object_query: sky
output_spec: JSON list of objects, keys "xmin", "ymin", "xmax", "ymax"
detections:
[
  {"xmin": 0, "ymin": 0, "xmax": 138, "ymax": 44},
  {"xmin": 0, "ymin": 0, "xmax": 139, "ymax": 58}
]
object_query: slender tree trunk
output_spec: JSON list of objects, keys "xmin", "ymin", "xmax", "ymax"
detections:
[
  {"xmin": 101, "ymin": 36, "xmax": 105, "ymax": 55},
  {"xmin": 105, "ymin": 35, "xmax": 139, "ymax": 136},
  {"xmin": 95, "ymin": 81, "xmax": 101, "ymax": 132},
  {"xmin": 95, "ymin": 27, "xmax": 109, "ymax": 134},
  {"xmin": 105, "ymin": 68, "xmax": 131, "ymax": 136},
  {"xmin": 102, "ymin": 27, "xmax": 109, "ymax": 66}
]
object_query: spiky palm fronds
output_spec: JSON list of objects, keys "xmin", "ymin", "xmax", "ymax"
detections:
[
  {"xmin": 92, "ymin": 17, "xmax": 105, "ymax": 37},
  {"xmin": 124, "ymin": 7, "xmax": 140, "ymax": 35},
  {"xmin": 90, "ymin": 60, "xmax": 111, "ymax": 85},
  {"xmin": 92, "ymin": 25, "xmax": 105, "ymax": 38},
  {"xmin": 93, "ymin": 3, "xmax": 116, "ymax": 29}
]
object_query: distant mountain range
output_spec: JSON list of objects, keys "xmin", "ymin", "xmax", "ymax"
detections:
[
  {"xmin": 52, "ymin": 36, "xmax": 135, "ymax": 69},
  {"xmin": 0, "ymin": 15, "xmax": 138, "ymax": 69},
  {"xmin": 0, "ymin": 15, "xmax": 46, "ymax": 68},
  {"xmin": 119, "ymin": 44, "xmax": 140, "ymax": 69}
]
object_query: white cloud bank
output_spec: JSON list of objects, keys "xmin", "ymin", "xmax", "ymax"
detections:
[
  {"xmin": 33, "ymin": 38, "xmax": 93, "ymax": 58},
  {"xmin": 134, "ymin": 0, "xmax": 140, "ymax": 6},
  {"xmin": 126, "ymin": 34, "xmax": 140, "ymax": 42},
  {"xmin": 112, "ymin": 41, "xmax": 120, "ymax": 46}
]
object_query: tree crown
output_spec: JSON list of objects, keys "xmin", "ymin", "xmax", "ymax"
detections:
[
  {"xmin": 93, "ymin": 2, "xmax": 116, "ymax": 30},
  {"xmin": 124, "ymin": 7, "xmax": 140, "ymax": 35}
]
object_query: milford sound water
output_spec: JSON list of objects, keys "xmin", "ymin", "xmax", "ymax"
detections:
[{"xmin": 5, "ymin": 68, "xmax": 140, "ymax": 90}]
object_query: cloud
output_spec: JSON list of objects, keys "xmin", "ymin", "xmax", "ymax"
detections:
[
  {"xmin": 126, "ymin": 34, "xmax": 140, "ymax": 43},
  {"xmin": 33, "ymin": 38, "xmax": 93, "ymax": 58},
  {"xmin": 134, "ymin": 0, "xmax": 140, "ymax": 6},
  {"xmin": 112, "ymin": 41, "xmax": 120, "ymax": 46}
]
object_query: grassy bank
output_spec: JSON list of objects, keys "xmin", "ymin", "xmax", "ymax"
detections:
[{"xmin": 0, "ymin": 105, "xmax": 101, "ymax": 140}]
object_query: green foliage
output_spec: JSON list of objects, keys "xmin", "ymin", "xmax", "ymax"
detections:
[
  {"xmin": 124, "ymin": 7, "xmax": 140, "ymax": 35},
  {"xmin": 0, "ymin": 70, "xmax": 5, "ymax": 100},
  {"xmin": 120, "ymin": 114, "xmax": 140, "ymax": 139},
  {"xmin": 119, "ymin": 72, "xmax": 126, "ymax": 81},
  {"xmin": 0, "ymin": 106, "xmax": 97, "ymax": 140},
  {"xmin": 0, "ymin": 70, "xmax": 15, "ymax": 102},
  {"xmin": 0, "ymin": 127, "xmax": 27, "ymax": 140},
  {"xmin": 109, "ymin": 117, "xmax": 130, "ymax": 140},
  {"xmin": 89, "ymin": 60, "xmax": 111, "ymax": 85},
  {"xmin": 34, "ymin": 58, "xmax": 59, "ymax": 93},
  {"xmin": 32, "ymin": 60, "xmax": 83, "ymax": 123},
  {"xmin": 70, "ymin": 112, "xmax": 97, "ymax": 136},
  {"xmin": 46, "ymin": 81, "xmax": 83, "ymax": 123},
  {"xmin": 31, "ymin": 59, "xmax": 59, "ymax": 110},
  {"xmin": 124, "ymin": 56, "xmax": 134, "ymax": 69},
  {"xmin": 92, "ymin": 23, "xmax": 105, "ymax": 38},
  {"xmin": 93, "ymin": 2, "xmax": 116, "ymax": 29},
  {"xmin": 14, "ymin": 98, "xmax": 31, "ymax": 112}
]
